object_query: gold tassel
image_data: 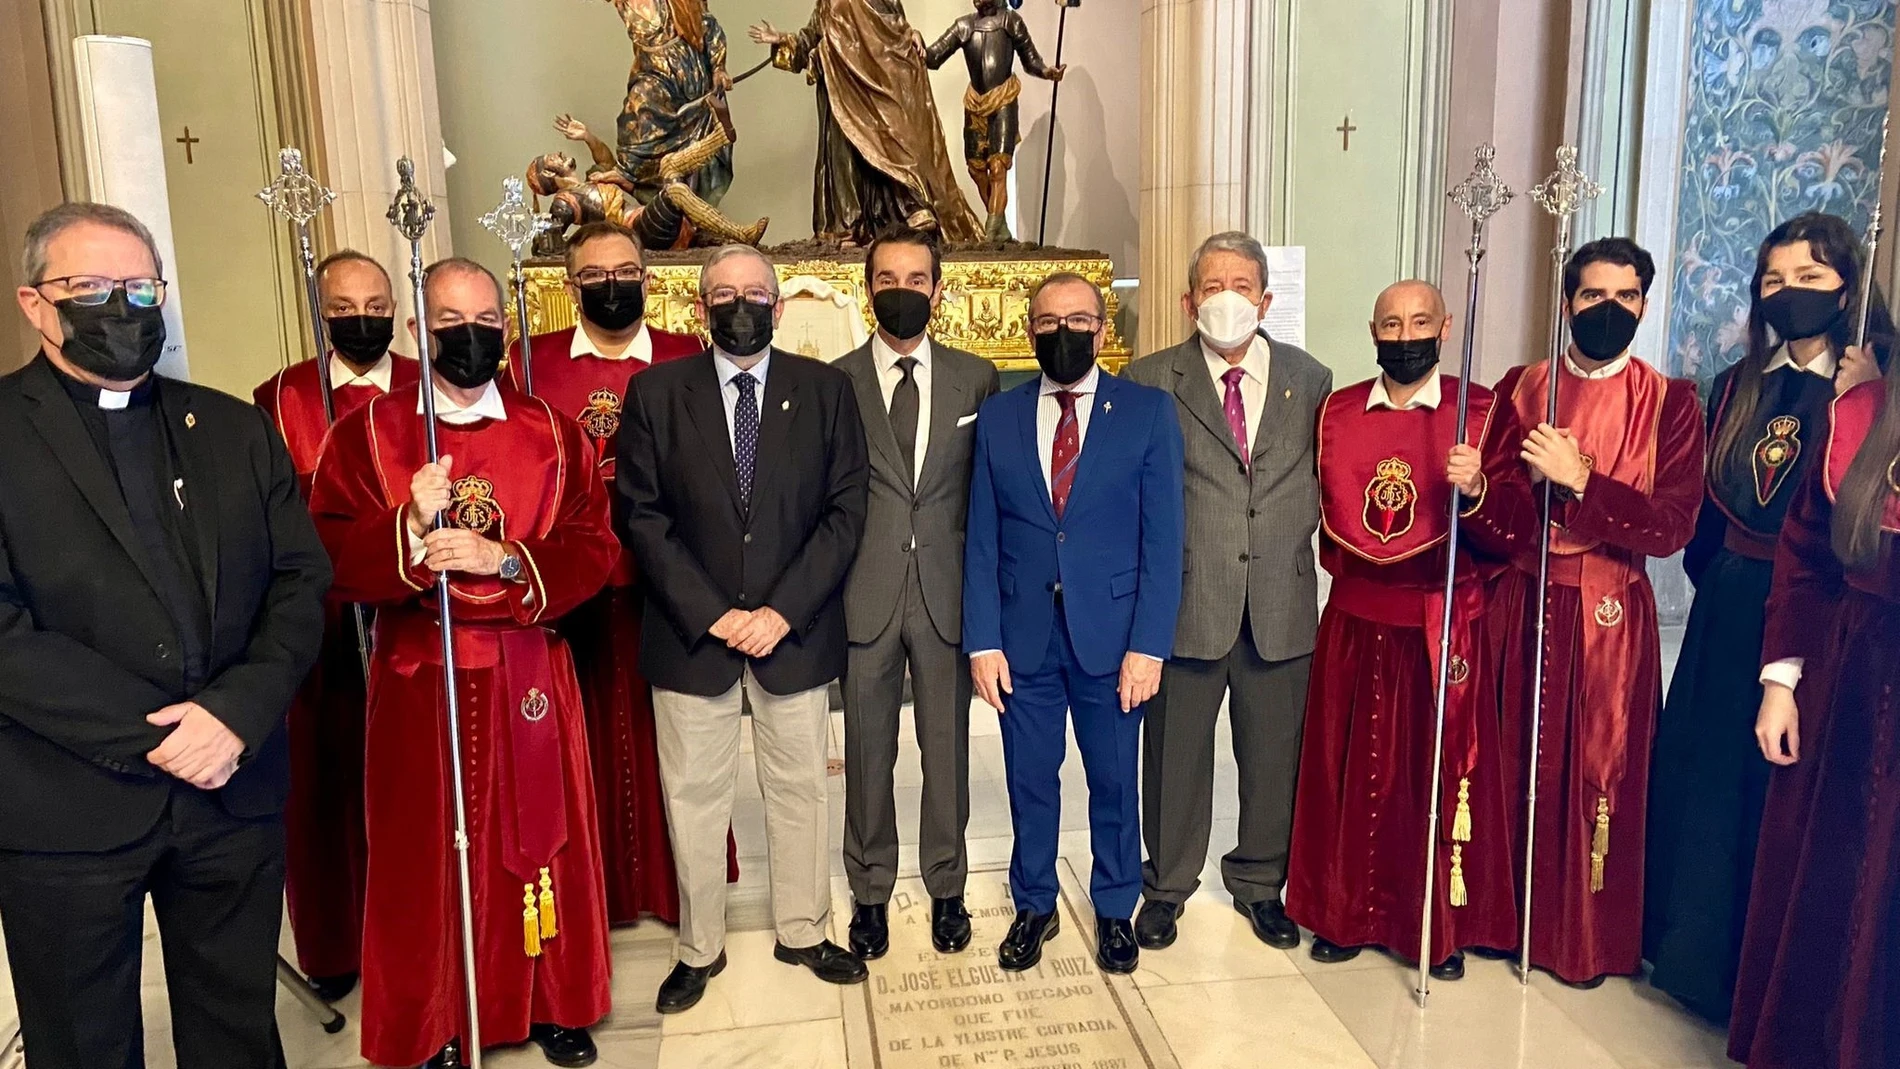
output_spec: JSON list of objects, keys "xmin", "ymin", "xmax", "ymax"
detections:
[
  {"xmin": 1589, "ymin": 795, "xmax": 1609, "ymax": 894},
  {"xmin": 1451, "ymin": 778, "xmax": 1473, "ymax": 842},
  {"xmin": 538, "ymin": 867, "xmax": 558, "ymax": 941},
  {"xmin": 1449, "ymin": 844, "xmax": 1468, "ymax": 908},
  {"xmin": 523, "ymin": 884, "xmax": 542, "ymax": 958}
]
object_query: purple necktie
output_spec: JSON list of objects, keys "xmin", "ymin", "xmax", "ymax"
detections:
[{"xmin": 1222, "ymin": 366, "xmax": 1250, "ymax": 467}]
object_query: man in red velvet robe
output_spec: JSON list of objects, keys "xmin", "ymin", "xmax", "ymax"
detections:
[
  {"xmin": 1288, "ymin": 281, "xmax": 1532, "ymax": 980},
  {"xmin": 253, "ymin": 249, "xmax": 419, "ymax": 1000},
  {"xmin": 507, "ymin": 221, "xmax": 707, "ymax": 926},
  {"xmin": 1487, "ymin": 239, "xmax": 1705, "ymax": 988},
  {"xmin": 310, "ymin": 257, "xmax": 616, "ymax": 1068}
]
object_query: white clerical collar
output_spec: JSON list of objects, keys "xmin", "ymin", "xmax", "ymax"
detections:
[
  {"xmin": 872, "ymin": 332, "xmax": 932, "ymax": 374},
  {"xmin": 417, "ymin": 378, "xmax": 508, "ymax": 425},
  {"xmin": 572, "ymin": 321, "xmax": 651, "ymax": 363},
  {"xmin": 1200, "ymin": 334, "xmax": 1270, "ymax": 386},
  {"xmin": 1040, "ymin": 362, "xmax": 1101, "ymax": 397},
  {"xmin": 1367, "ymin": 371, "xmax": 1443, "ymax": 411},
  {"xmin": 97, "ymin": 387, "xmax": 132, "ymax": 410},
  {"xmin": 1564, "ymin": 350, "xmax": 1634, "ymax": 379},
  {"xmin": 1765, "ymin": 343, "xmax": 1839, "ymax": 380},
  {"xmin": 329, "ymin": 352, "xmax": 394, "ymax": 392}
]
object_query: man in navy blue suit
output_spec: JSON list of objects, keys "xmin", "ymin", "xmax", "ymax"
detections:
[{"xmin": 963, "ymin": 272, "xmax": 1185, "ymax": 975}]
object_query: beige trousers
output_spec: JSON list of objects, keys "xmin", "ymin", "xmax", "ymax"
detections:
[{"xmin": 652, "ymin": 668, "xmax": 833, "ymax": 967}]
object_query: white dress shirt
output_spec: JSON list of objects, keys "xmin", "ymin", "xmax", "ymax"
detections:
[
  {"xmin": 1036, "ymin": 363, "xmax": 1101, "ymax": 496},
  {"xmin": 1564, "ymin": 350, "xmax": 1635, "ymax": 379},
  {"xmin": 1756, "ymin": 344, "xmax": 1837, "ymax": 692},
  {"xmin": 572, "ymin": 321, "xmax": 652, "ymax": 364},
  {"xmin": 330, "ymin": 352, "xmax": 395, "ymax": 391},
  {"xmin": 714, "ymin": 348, "xmax": 772, "ymax": 451},
  {"xmin": 1366, "ymin": 371, "xmax": 1443, "ymax": 412},
  {"xmin": 416, "ymin": 378, "xmax": 509, "ymax": 425},
  {"xmin": 874, "ymin": 333, "xmax": 932, "ymax": 486},
  {"xmin": 1200, "ymin": 335, "xmax": 1271, "ymax": 450}
]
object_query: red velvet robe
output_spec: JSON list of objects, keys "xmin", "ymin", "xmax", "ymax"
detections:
[
  {"xmin": 1732, "ymin": 380, "xmax": 1900, "ymax": 1069},
  {"xmin": 507, "ymin": 324, "xmax": 715, "ymax": 925},
  {"xmin": 1287, "ymin": 377, "xmax": 1533, "ymax": 964},
  {"xmin": 255, "ymin": 353, "xmax": 420, "ymax": 980},
  {"xmin": 1486, "ymin": 358, "xmax": 1704, "ymax": 983},
  {"xmin": 309, "ymin": 386, "xmax": 617, "ymax": 1066}
]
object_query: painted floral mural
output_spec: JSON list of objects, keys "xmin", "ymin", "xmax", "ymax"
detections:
[{"xmin": 1668, "ymin": 0, "xmax": 1894, "ymax": 386}]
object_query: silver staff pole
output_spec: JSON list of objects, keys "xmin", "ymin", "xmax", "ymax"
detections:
[
  {"xmin": 1518, "ymin": 145, "xmax": 1602, "ymax": 985},
  {"xmin": 387, "ymin": 156, "xmax": 485, "ymax": 1068},
  {"xmin": 257, "ymin": 147, "xmax": 374, "ymax": 681},
  {"xmin": 1415, "ymin": 144, "xmax": 1514, "ymax": 1007},
  {"xmin": 479, "ymin": 177, "xmax": 554, "ymax": 397},
  {"xmin": 1854, "ymin": 114, "xmax": 1891, "ymax": 350}
]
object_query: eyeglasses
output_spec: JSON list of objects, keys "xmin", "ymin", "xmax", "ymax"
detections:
[
  {"xmin": 572, "ymin": 267, "xmax": 646, "ymax": 287},
  {"xmin": 1029, "ymin": 313, "xmax": 1104, "ymax": 335},
  {"xmin": 704, "ymin": 286, "xmax": 777, "ymax": 306},
  {"xmin": 34, "ymin": 275, "xmax": 168, "ymax": 308}
]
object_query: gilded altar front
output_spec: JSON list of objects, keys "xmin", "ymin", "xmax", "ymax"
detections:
[{"xmin": 513, "ymin": 251, "xmax": 1129, "ymax": 372}]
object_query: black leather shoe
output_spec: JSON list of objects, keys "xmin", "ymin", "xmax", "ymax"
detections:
[
  {"xmin": 528, "ymin": 1024, "xmax": 598, "ymax": 1068},
  {"xmin": 932, "ymin": 896, "xmax": 972, "ymax": 953},
  {"xmin": 1429, "ymin": 951, "xmax": 1465, "ymax": 982},
  {"xmin": 850, "ymin": 902, "xmax": 890, "ymax": 960},
  {"xmin": 775, "ymin": 940, "xmax": 869, "ymax": 984},
  {"xmin": 1134, "ymin": 899, "xmax": 1183, "ymax": 950},
  {"xmin": 1556, "ymin": 971, "xmax": 1607, "ymax": 990},
  {"xmin": 1309, "ymin": 937, "xmax": 1362, "ymax": 964},
  {"xmin": 1467, "ymin": 945, "xmax": 1514, "ymax": 961},
  {"xmin": 1096, "ymin": 916, "xmax": 1139, "ymax": 974},
  {"xmin": 655, "ymin": 952, "xmax": 726, "ymax": 1014},
  {"xmin": 423, "ymin": 1040, "xmax": 464, "ymax": 1068},
  {"xmin": 1234, "ymin": 896, "xmax": 1301, "ymax": 950},
  {"xmin": 997, "ymin": 909, "xmax": 1060, "ymax": 972},
  {"xmin": 306, "ymin": 971, "xmax": 358, "ymax": 1003}
]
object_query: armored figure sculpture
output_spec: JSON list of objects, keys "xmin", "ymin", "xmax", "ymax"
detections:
[
  {"xmin": 526, "ymin": 116, "xmax": 767, "ymax": 250},
  {"xmin": 927, "ymin": 0, "xmax": 1064, "ymax": 242}
]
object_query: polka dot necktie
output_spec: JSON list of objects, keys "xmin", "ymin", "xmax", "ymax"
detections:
[{"xmin": 734, "ymin": 371, "xmax": 759, "ymax": 505}]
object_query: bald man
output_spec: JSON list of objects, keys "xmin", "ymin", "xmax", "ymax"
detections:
[{"xmin": 1282, "ymin": 281, "xmax": 1534, "ymax": 980}]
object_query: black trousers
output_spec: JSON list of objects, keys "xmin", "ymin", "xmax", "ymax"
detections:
[{"xmin": 0, "ymin": 788, "xmax": 287, "ymax": 1069}]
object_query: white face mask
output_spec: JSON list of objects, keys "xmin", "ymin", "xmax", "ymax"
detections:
[{"xmin": 1195, "ymin": 289, "xmax": 1263, "ymax": 349}]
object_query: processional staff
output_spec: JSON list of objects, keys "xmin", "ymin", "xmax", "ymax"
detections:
[
  {"xmin": 480, "ymin": 177, "xmax": 555, "ymax": 397},
  {"xmin": 387, "ymin": 156, "xmax": 487, "ymax": 1069},
  {"xmin": 257, "ymin": 147, "xmax": 373, "ymax": 681},
  {"xmin": 1036, "ymin": 0, "xmax": 1079, "ymax": 245},
  {"xmin": 1853, "ymin": 114, "xmax": 1891, "ymax": 351},
  {"xmin": 1415, "ymin": 143, "xmax": 1514, "ymax": 1008},
  {"xmin": 1519, "ymin": 144, "xmax": 1602, "ymax": 986}
]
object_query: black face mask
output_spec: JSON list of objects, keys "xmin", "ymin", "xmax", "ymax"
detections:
[
  {"xmin": 51, "ymin": 291, "xmax": 167, "ymax": 382},
  {"xmin": 326, "ymin": 314, "xmax": 395, "ymax": 366},
  {"xmin": 1033, "ymin": 326, "xmax": 1098, "ymax": 385},
  {"xmin": 1760, "ymin": 285, "xmax": 1845, "ymax": 342},
  {"xmin": 872, "ymin": 287, "xmax": 934, "ymax": 340},
  {"xmin": 577, "ymin": 279, "xmax": 647, "ymax": 333},
  {"xmin": 430, "ymin": 324, "xmax": 507, "ymax": 389},
  {"xmin": 1374, "ymin": 337, "xmax": 1440, "ymax": 386},
  {"xmin": 1569, "ymin": 299, "xmax": 1642, "ymax": 363},
  {"xmin": 708, "ymin": 299, "xmax": 775, "ymax": 358}
]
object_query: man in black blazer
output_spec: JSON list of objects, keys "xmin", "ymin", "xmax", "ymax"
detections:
[
  {"xmin": 0, "ymin": 202, "xmax": 329, "ymax": 1068},
  {"xmin": 618, "ymin": 244, "xmax": 870, "ymax": 1012}
]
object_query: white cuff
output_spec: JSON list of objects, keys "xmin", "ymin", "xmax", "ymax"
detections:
[
  {"xmin": 1759, "ymin": 658, "xmax": 1804, "ymax": 691},
  {"xmin": 1136, "ymin": 653, "xmax": 1164, "ymax": 664},
  {"xmin": 969, "ymin": 649, "xmax": 1001, "ymax": 659}
]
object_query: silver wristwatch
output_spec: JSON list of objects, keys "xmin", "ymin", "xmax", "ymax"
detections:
[{"xmin": 499, "ymin": 550, "xmax": 524, "ymax": 583}]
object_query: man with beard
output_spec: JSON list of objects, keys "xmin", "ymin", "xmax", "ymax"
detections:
[
  {"xmin": 310, "ymin": 258, "xmax": 617, "ymax": 1068},
  {"xmin": 1284, "ymin": 280, "xmax": 1532, "ymax": 980},
  {"xmin": 254, "ymin": 249, "xmax": 419, "ymax": 1001},
  {"xmin": 508, "ymin": 221, "xmax": 705, "ymax": 928},
  {"xmin": 1486, "ymin": 238, "xmax": 1705, "ymax": 989}
]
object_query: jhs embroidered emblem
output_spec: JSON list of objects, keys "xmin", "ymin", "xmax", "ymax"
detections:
[
  {"xmin": 1363, "ymin": 457, "xmax": 1418, "ymax": 544},
  {"xmin": 1448, "ymin": 655, "xmax": 1471, "ymax": 686},
  {"xmin": 1752, "ymin": 415, "xmax": 1802, "ymax": 506},
  {"xmin": 1593, "ymin": 595, "xmax": 1624, "ymax": 628},
  {"xmin": 520, "ymin": 687, "xmax": 550, "ymax": 723},
  {"xmin": 579, "ymin": 388, "xmax": 622, "ymax": 441},
  {"xmin": 449, "ymin": 476, "xmax": 505, "ymax": 536}
]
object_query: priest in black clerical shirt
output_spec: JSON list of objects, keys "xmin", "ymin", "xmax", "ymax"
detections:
[{"xmin": 0, "ymin": 202, "xmax": 329, "ymax": 1069}]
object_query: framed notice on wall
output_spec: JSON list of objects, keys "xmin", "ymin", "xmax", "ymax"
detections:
[{"xmin": 1262, "ymin": 245, "xmax": 1306, "ymax": 348}]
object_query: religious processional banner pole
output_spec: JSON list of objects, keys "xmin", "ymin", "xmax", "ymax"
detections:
[
  {"xmin": 1519, "ymin": 144, "xmax": 1602, "ymax": 986},
  {"xmin": 388, "ymin": 156, "xmax": 487, "ymax": 1068},
  {"xmin": 1415, "ymin": 143, "xmax": 1513, "ymax": 1008},
  {"xmin": 481, "ymin": 177, "xmax": 555, "ymax": 398}
]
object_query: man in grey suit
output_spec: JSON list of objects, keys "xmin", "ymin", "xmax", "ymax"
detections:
[
  {"xmin": 1122, "ymin": 231, "xmax": 1332, "ymax": 951},
  {"xmin": 836, "ymin": 230, "xmax": 1001, "ymax": 959}
]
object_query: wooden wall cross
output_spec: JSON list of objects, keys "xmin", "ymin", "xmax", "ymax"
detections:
[
  {"xmin": 1336, "ymin": 115, "xmax": 1357, "ymax": 152},
  {"xmin": 176, "ymin": 126, "xmax": 201, "ymax": 164}
]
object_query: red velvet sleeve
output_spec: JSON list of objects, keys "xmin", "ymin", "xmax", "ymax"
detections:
[
  {"xmin": 1461, "ymin": 393, "xmax": 1537, "ymax": 560},
  {"xmin": 1562, "ymin": 378, "xmax": 1706, "ymax": 558},
  {"xmin": 493, "ymin": 416, "xmax": 618, "ymax": 626},
  {"xmin": 307, "ymin": 410, "xmax": 426, "ymax": 607},
  {"xmin": 1760, "ymin": 465, "xmax": 1841, "ymax": 666}
]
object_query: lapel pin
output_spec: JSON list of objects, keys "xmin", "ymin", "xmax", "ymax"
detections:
[
  {"xmin": 1283, "ymin": 389, "xmax": 1292, "ymax": 399},
  {"xmin": 1104, "ymin": 401, "xmax": 1113, "ymax": 412},
  {"xmin": 185, "ymin": 412, "xmax": 197, "ymax": 429}
]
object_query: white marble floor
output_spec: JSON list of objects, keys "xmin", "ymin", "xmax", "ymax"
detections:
[{"xmin": 0, "ymin": 631, "xmax": 1735, "ymax": 1069}]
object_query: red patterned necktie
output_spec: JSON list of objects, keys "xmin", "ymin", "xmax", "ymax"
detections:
[
  {"xmin": 1051, "ymin": 390, "xmax": 1080, "ymax": 518},
  {"xmin": 1222, "ymin": 366, "xmax": 1250, "ymax": 468}
]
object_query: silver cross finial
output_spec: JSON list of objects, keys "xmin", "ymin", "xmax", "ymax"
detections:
[
  {"xmin": 256, "ymin": 147, "xmax": 336, "ymax": 227},
  {"xmin": 387, "ymin": 156, "xmax": 437, "ymax": 241},
  {"xmin": 479, "ymin": 177, "xmax": 553, "ymax": 261},
  {"xmin": 1530, "ymin": 145, "xmax": 1602, "ymax": 219},
  {"xmin": 1449, "ymin": 143, "xmax": 1515, "ymax": 225}
]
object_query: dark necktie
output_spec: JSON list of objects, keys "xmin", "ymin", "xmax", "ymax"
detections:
[
  {"xmin": 1222, "ymin": 366, "xmax": 1250, "ymax": 467},
  {"xmin": 734, "ymin": 370, "xmax": 759, "ymax": 504},
  {"xmin": 1051, "ymin": 390, "xmax": 1080, "ymax": 518},
  {"xmin": 890, "ymin": 356, "xmax": 920, "ymax": 487}
]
